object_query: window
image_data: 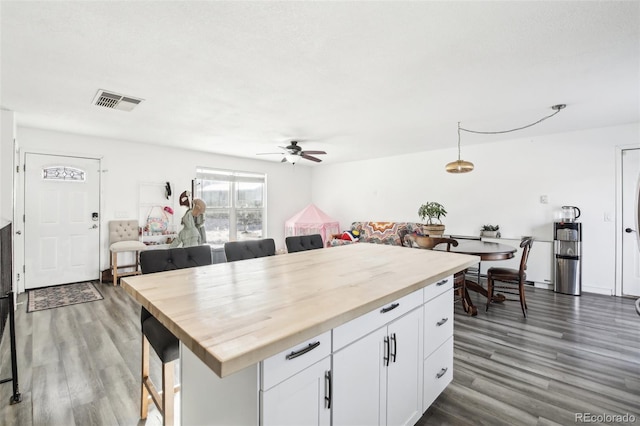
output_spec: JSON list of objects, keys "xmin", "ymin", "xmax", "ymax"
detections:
[
  {"xmin": 42, "ymin": 166, "xmax": 86, "ymax": 182},
  {"xmin": 195, "ymin": 168, "xmax": 266, "ymax": 247}
]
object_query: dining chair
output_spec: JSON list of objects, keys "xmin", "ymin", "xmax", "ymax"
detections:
[
  {"xmin": 404, "ymin": 234, "xmax": 467, "ymax": 307},
  {"xmin": 486, "ymin": 237, "xmax": 534, "ymax": 318},
  {"xmin": 108, "ymin": 220, "xmax": 147, "ymax": 286},
  {"xmin": 635, "ymin": 298, "xmax": 640, "ymax": 317},
  {"xmin": 285, "ymin": 234, "xmax": 324, "ymax": 253},
  {"xmin": 138, "ymin": 245, "xmax": 213, "ymax": 426},
  {"xmin": 224, "ymin": 238, "xmax": 276, "ymax": 262}
]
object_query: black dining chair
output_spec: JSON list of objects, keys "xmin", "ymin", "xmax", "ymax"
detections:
[
  {"xmin": 138, "ymin": 245, "xmax": 213, "ymax": 426},
  {"xmin": 224, "ymin": 238, "xmax": 276, "ymax": 262},
  {"xmin": 486, "ymin": 237, "xmax": 534, "ymax": 318},
  {"xmin": 285, "ymin": 234, "xmax": 324, "ymax": 253},
  {"xmin": 635, "ymin": 298, "xmax": 640, "ymax": 317}
]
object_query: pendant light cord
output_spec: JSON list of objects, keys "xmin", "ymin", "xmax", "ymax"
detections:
[
  {"xmin": 459, "ymin": 104, "xmax": 566, "ymax": 135},
  {"xmin": 457, "ymin": 122, "xmax": 463, "ymax": 160}
]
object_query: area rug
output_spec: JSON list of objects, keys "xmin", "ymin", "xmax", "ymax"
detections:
[{"xmin": 27, "ymin": 281, "xmax": 103, "ymax": 313}]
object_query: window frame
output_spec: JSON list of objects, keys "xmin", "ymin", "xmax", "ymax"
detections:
[{"xmin": 195, "ymin": 167, "xmax": 267, "ymax": 247}]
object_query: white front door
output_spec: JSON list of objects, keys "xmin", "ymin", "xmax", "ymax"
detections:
[
  {"xmin": 24, "ymin": 153, "xmax": 100, "ymax": 289},
  {"xmin": 622, "ymin": 148, "xmax": 640, "ymax": 297}
]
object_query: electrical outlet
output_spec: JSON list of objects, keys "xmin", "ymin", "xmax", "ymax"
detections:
[{"xmin": 539, "ymin": 195, "xmax": 549, "ymax": 204}]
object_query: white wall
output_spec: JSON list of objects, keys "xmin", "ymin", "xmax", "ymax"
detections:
[
  {"xmin": 0, "ymin": 110, "xmax": 15, "ymax": 223},
  {"xmin": 311, "ymin": 123, "xmax": 640, "ymax": 295},
  {"xmin": 16, "ymin": 127, "xmax": 313, "ymax": 275}
]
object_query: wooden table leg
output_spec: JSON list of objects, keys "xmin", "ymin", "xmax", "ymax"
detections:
[
  {"xmin": 460, "ymin": 286, "xmax": 477, "ymax": 316},
  {"xmin": 466, "ymin": 280, "xmax": 506, "ymax": 303}
]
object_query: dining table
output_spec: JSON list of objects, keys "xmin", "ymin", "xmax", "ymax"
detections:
[{"xmin": 434, "ymin": 239, "xmax": 518, "ymax": 316}]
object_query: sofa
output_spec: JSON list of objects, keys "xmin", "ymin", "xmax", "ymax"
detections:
[{"xmin": 328, "ymin": 221, "xmax": 426, "ymax": 247}]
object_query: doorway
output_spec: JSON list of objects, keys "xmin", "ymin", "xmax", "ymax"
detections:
[
  {"xmin": 621, "ymin": 148, "xmax": 640, "ymax": 296},
  {"xmin": 24, "ymin": 153, "xmax": 101, "ymax": 289}
]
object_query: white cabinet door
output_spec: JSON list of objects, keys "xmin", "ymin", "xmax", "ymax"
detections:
[
  {"xmin": 332, "ymin": 327, "xmax": 387, "ymax": 426},
  {"xmin": 386, "ymin": 307, "xmax": 423, "ymax": 426},
  {"xmin": 261, "ymin": 357, "xmax": 331, "ymax": 426},
  {"xmin": 333, "ymin": 307, "xmax": 423, "ymax": 426}
]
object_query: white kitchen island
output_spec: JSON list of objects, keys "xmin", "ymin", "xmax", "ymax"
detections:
[{"xmin": 122, "ymin": 243, "xmax": 478, "ymax": 426}]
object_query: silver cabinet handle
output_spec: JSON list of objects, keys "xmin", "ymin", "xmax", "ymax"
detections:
[
  {"xmin": 380, "ymin": 303, "xmax": 399, "ymax": 314},
  {"xmin": 390, "ymin": 333, "xmax": 397, "ymax": 363},
  {"xmin": 436, "ymin": 367, "xmax": 448, "ymax": 379},
  {"xmin": 324, "ymin": 370, "xmax": 332, "ymax": 409},
  {"xmin": 436, "ymin": 318, "xmax": 449, "ymax": 326},
  {"xmin": 285, "ymin": 341, "xmax": 320, "ymax": 360},
  {"xmin": 436, "ymin": 279, "xmax": 449, "ymax": 286}
]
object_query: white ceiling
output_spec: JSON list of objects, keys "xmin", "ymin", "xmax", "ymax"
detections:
[{"xmin": 1, "ymin": 1, "xmax": 639, "ymax": 165}]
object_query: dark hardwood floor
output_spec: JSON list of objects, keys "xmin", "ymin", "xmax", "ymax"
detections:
[{"xmin": 0, "ymin": 282, "xmax": 638, "ymax": 425}]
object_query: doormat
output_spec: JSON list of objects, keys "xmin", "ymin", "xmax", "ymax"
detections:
[{"xmin": 27, "ymin": 281, "xmax": 103, "ymax": 313}]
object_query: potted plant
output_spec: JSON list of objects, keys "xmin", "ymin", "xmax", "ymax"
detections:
[
  {"xmin": 418, "ymin": 202, "xmax": 447, "ymax": 236},
  {"xmin": 480, "ymin": 224, "xmax": 501, "ymax": 238}
]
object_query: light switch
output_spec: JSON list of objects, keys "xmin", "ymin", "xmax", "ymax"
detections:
[
  {"xmin": 539, "ymin": 195, "xmax": 549, "ymax": 204},
  {"xmin": 604, "ymin": 212, "xmax": 612, "ymax": 222}
]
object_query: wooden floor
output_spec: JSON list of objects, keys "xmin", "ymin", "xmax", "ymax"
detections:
[{"xmin": 0, "ymin": 282, "xmax": 638, "ymax": 425}]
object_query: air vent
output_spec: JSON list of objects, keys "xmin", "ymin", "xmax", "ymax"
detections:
[{"xmin": 92, "ymin": 90, "xmax": 143, "ymax": 112}]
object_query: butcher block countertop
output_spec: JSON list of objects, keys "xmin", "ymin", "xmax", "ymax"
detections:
[{"xmin": 122, "ymin": 243, "xmax": 478, "ymax": 378}]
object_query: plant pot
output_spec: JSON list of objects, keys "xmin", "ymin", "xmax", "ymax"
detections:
[
  {"xmin": 422, "ymin": 224, "xmax": 445, "ymax": 236},
  {"xmin": 481, "ymin": 231, "xmax": 500, "ymax": 238}
]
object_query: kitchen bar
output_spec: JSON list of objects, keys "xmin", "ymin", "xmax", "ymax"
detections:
[{"xmin": 122, "ymin": 243, "xmax": 478, "ymax": 425}]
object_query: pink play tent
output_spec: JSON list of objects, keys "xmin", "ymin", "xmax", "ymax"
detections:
[{"xmin": 285, "ymin": 204, "xmax": 340, "ymax": 246}]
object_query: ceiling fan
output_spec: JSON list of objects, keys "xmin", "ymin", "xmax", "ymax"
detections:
[{"xmin": 257, "ymin": 141, "xmax": 327, "ymax": 164}]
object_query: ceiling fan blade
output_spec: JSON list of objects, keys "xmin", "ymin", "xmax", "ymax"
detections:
[
  {"xmin": 301, "ymin": 150, "xmax": 326, "ymax": 155},
  {"xmin": 280, "ymin": 157, "xmax": 287, "ymax": 163},
  {"xmin": 301, "ymin": 154, "xmax": 322, "ymax": 163},
  {"xmin": 256, "ymin": 152, "xmax": 283, "ymax": 155}
]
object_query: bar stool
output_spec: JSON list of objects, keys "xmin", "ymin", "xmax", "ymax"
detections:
[
  {"xmin": 139, "ymin": 246, "xmax": 213, "ymax": 426},
  {"xmin": 108, "ymin": 220, "xmax": 147, "ymax": 286}
]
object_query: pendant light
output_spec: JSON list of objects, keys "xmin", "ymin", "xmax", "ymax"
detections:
[
  {"xmin": 445, "ymin": 104, "xmax": 566, "ymax": 174},
  {"xmin": 445, "ymin": 122, "xmax": 474, "ymax": 173}
]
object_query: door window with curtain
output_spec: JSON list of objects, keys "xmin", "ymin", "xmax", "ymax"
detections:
[{"xmin": 194, "ymin": 167, "xmax": 266, "ymax": 247}]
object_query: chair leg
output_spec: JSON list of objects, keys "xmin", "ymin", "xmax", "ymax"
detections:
[
  {"xmin": 519, "ymin": 279, "xmax": 527, "ymax": 318},
  {"xmin": 140, "ymin": 335, "xmax": 150, "ymax": 419},
  {"xmin": 162, "ymin": 361, "xmax": 175, "ymax": 426},
  {"xmin": 486, "ymin": 276, "xmax": 493, "ymax": 312},
  {"xmin": 111, "ymin": 251, "xmax": 118, "ymax": 286}
]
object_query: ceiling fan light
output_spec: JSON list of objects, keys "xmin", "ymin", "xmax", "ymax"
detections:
[
  {"xmin": 285, "ymin": 154, "xmax": 298, "ymax": 164},
  {"xmin": 445, "ymin": 159, "xmax": 474, "ymax": 173}
]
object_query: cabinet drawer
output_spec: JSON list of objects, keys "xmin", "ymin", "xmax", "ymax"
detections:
[
  {"xmin": 261, "ymin": 331, "xmax": 331, "ymax": 391},
  {"xmin": 333, "ymin": 289, "xmax": 422, "ymax": 351},
  {"xmin": 423, "ymin": 337, "xmax": 453, "ymax": 410},
  {"xmin": 424, "ymin": 289, "xmax": 454, "ymax": 358},
  {"xmin": 423, "ymin": 275, "xmax": 453, "ymax": 303}
]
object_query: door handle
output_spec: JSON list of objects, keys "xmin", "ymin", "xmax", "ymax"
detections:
[
  {"xmin": 383, "ymin": 336, "xmax": 390, "ymax": 366},
  {"xmin": 324, "ymin": 370, "xmax": 332, "ymax": 409},
  {"xmin": 390, "ymin": 333, "xmax": 397, "ymax": 363},
  {"xmin": 625, "ymin": 228, "xmax": 636, "ymax": 233},
  {"xmin": 15, "ymin": 230, "xmax": 21, "ymax": 235}
]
